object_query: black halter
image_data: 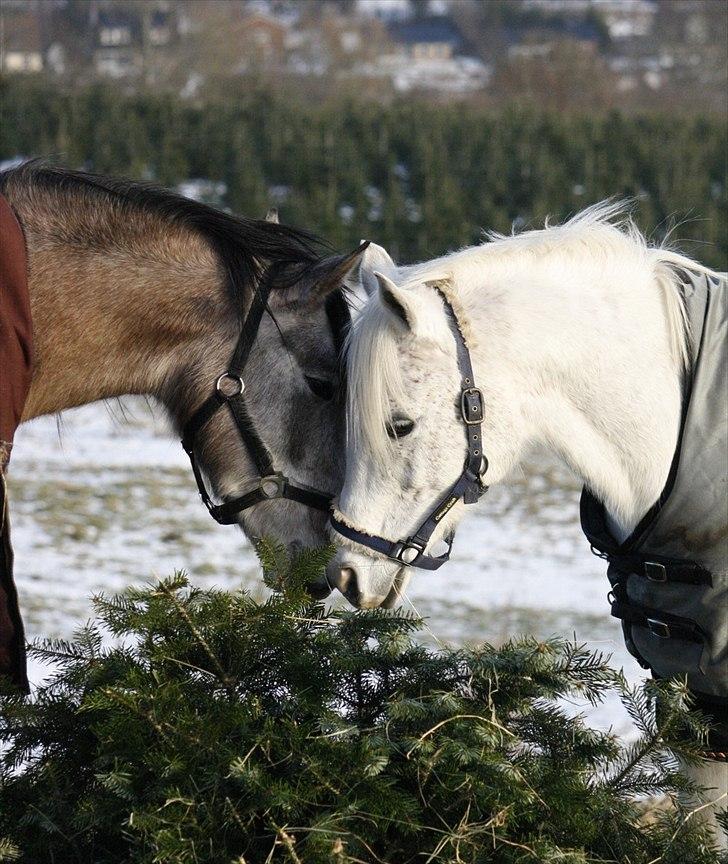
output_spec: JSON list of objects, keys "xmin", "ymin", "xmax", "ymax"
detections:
[
  {"xmin": 181, "ymin": 278, "xmax": 344, "ymax": 525},
  {"xmin": 330, "ymin": 285, "xmax": 488, "ymax": 570}
]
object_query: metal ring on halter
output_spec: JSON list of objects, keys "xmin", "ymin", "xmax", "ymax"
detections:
[
  {"xmin": 392, "ymin": 540, "xmax": 424, "ymax": 565},
  {"xmin": 259, "ymin": 472, "xmax": 287, "ymax": 499},
  {"xmin": 215, "ymin": 372, "xmax": 245, "ymax": 399}
]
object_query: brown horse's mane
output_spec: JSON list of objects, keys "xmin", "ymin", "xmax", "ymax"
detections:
[{"xmin": 0, "ymin": 160, "xmax": 329, "ymax": 313}]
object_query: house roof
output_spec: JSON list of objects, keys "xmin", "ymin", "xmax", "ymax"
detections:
[
  {"xmin": 504, "ymin": 15, "xmax": 602, "ymax": 46},
  {"xmin": 98, "ymin": 10, "xmax": 138, "ymax": 31},
  {"xmin": 387, "ymin": 15, "xmax": 463, "ymax": 49}
]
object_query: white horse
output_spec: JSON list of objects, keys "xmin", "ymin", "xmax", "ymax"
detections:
[{"xmin": 327, "ymin": 202, "xmax": 727, "ymax": 845}]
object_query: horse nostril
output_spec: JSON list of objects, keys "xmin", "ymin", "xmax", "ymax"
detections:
[
  {"xmin": 338, "ymin": 566, "xmax": 360, "ymax": 605},
  {"xmin": 338, "ymin": 566, "xmax": 356, "ymax": 592}
]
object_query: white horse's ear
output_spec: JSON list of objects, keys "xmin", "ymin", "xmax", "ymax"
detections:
[
  {"xmin": 375, "ymin": 272, "xmax": 416, "ymax": 331},
  {"xmin": 360, "ymin": 242, "xmax": 396, "ymax": 296}
]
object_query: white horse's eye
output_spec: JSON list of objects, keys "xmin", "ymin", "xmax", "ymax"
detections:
[{"xmin": 386, "ymin": 417, "xmax": 415, "ymax": 439}]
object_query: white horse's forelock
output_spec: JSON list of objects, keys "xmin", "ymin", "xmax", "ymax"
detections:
[
  {"xmin": 345, "ymin": 296, "xmax": 408, "ymax": 457},
  {"xmin": 348, "ymin": 200, "xmax": 718, "ymax": 457}
]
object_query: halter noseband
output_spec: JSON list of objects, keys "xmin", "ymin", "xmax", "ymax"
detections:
[
  {"xmin": 181, "ymin": 276, "xmax": 342, "ymax": 525},
  {"xmin": 330, "ymin": 285, "xmax": 488, "ymax": 570}
]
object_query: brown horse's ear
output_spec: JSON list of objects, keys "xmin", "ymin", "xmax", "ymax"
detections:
[
  {"xmin": 304, "ymin": 241, "xmax": 370, "ymax": 306},
  {"xmin": 265, "ymin": 207, "xmax": 279, "ymax": 223}
]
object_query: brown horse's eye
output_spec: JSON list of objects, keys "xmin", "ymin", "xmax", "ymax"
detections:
[
  {"xmin": 304, "ymin": 375, "xmax": 335, "ymax": 401},
  {"xmin": 387, "ymin": 417, "xmax": 415, "ymax": 439}
]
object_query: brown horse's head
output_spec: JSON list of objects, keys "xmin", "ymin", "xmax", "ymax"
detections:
[
  {"xmin": 1, "ymin": 163, "xmax": 368, "ymax": 582},
  {"xmin": 170, "ymin": 241, "xmax": 367, "ymax": 577}
]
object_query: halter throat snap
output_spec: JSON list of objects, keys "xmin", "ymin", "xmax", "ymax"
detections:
[
  {"xmin": 330, "ymin": 284, "xmax": 489, "ymax": 570},
  {"xmin": 181, "ymin": 277, "xmax": 338, "ymax": 525}
]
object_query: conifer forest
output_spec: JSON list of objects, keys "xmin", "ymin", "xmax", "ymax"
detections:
[{"xmin": 1, "ymin": 78, "xmax": 725, "ymax": 270}]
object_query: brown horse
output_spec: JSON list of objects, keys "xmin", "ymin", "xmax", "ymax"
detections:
[{"xmin": 0, "ymin": 161, "xmax": 365, "ymax": 687}]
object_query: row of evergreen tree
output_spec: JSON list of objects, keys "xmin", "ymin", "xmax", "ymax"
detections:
[{"xmin": 1, "ymin": 79, "xmax": 725, "ymax": 270}]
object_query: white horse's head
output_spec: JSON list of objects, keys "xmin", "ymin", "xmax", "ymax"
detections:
[{"xmin": 327, "ymin": 244, "xmax": 525, "ymax": 608}]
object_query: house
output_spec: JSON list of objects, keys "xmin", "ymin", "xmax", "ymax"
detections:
[
  {"xmin": 351, "ymin": 13, "xmax": 490, "ymax": 95},
  {"xmin": 94, "ymin": 9, "xmax": 140, "ymax": 77},
  {"xmin": 92, "ymin": 5, "xmax": 177, "ymax": 80},
  {"xmin": 148, "ymin": 9, "xmax": 173, "ymax": 47},
  {"xmin": 1, "ymin": 10, "xmax": 44, "ymax": 73},
  {"xmin": 505, "ymin": 15, "xmax": 602, "ymax": 60},
  {"xmin": 97, "ymin": 9, "xmax": 135, "ymax": 48},
  {"xmin": 521, "ymin": 0, "xmax": 656, "ymax": 41},
  {"xmin": 387, "ymin": 15, "xmax": 463, "ymax": 61}
]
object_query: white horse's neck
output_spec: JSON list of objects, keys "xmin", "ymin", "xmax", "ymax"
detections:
[{"xmin": 417, "ymin": 228, "xmax": 688, "ymax": 541}]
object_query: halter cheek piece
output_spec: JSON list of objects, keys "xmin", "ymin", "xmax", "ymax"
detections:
[
  {"xmin": 330, "ymin": 285, "xmax": 489, "ymax": 570},
  {"xmin": 181, "ymin": 277, "xmax": 344, "ymax": 525}
]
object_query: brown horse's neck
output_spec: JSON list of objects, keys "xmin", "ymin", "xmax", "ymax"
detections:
[{"xmin": 13, "ymin": 197, "xmax": 233, "ymax": 421}]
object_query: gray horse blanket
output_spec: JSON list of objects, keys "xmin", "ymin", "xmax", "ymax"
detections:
[
  {"xmin": 0, "ymin": 191, "xmax": 33, "ymax": 692},
  {"xmin": 582, "ymin": 269, "xmax": 727, "ymax": 749}
]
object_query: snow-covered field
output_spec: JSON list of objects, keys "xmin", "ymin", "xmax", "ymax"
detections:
[{"xmin": 7, "ymin": 399, "xmax": 646, "ymax": 733}]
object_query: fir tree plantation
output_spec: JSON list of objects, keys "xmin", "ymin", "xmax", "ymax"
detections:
[
  {"xmin": 0, "ymin": 545, "xmax": 725, "ymax": 862},
  {"xmin": 1, "ymin": 79, "xmax": 725, "ymax": 271}
]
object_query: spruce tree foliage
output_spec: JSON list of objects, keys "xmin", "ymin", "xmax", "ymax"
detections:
[
  {"xmin": 1, "ymin": 79, "xmax": 725, "ymax": 271},
  {"xmin": 0, "ymin": 544, "xmax": 725, "ymax": 863}
]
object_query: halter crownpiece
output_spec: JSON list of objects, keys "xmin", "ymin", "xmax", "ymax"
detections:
[
  {"xmin": 330, "ymin": 284, "xmax": 489, "ymax": 570},
  {"xmin": 181, "ymin": 275, "xmax": 345, "ymax": 525}
]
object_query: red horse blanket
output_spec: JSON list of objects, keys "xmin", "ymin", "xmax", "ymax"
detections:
[{"xmin": 0, "ymin": 191, "xmax": 33, "ymax": 691}]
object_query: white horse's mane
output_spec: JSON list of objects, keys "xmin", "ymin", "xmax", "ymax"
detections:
[{"xmin": 347, "ymin": 201, "xmax": 717, "ymax": 455}]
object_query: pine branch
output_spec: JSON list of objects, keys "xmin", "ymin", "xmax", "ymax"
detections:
[{"xmin": 0, "ymin": 547, "xmax": 720, "ymax": 863}]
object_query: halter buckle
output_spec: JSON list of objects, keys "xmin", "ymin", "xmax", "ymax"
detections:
[
  {"xmin": 391, "ymin": 540, "xmax": 424, "ymax": 565},
  {"xmin": 260, "ymin": 472, "xmax": 287, "ymax": 499},
  {"xmin": 215, "ymin": 372, "xmax": 245, "ymax": 400},
  {"xmin": 461, "ymin": 387, "xmax": 484, "ymax": 425},
  {"xmin": 645, "ymin": 561, "xmax": 667, "ymax": 582}
]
